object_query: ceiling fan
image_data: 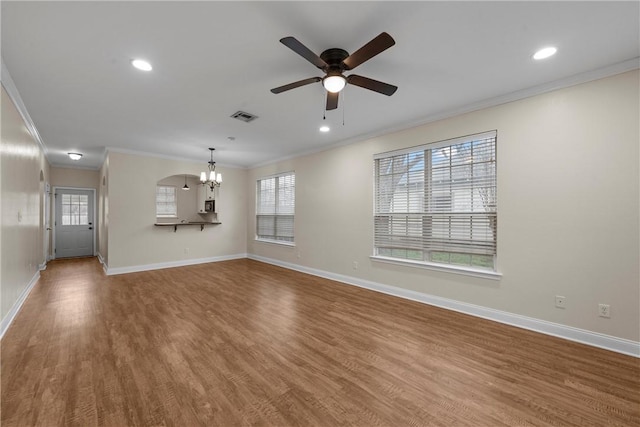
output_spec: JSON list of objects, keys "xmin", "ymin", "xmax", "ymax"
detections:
[{"xmin": 271, "ymin": 32, "xmax": 398, "ymax": 111}]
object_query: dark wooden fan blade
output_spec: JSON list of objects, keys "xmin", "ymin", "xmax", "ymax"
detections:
[
  {"xmin": 271, "ymin": 77, "xmax": 322, "ymax": 94},
  {"xmin": 326, "ymin": 91, "xmax": 339, "ymax": 110},
  {"xmin": 342, "ymin": 32, "xmax": 395, "ymax": 70},
  {"xmin": 347, "ymin": 75, "xmax": 397, "ymax": 96},
  {"xmin": 280, "ymin": 37, "xmax": 328, "ymax": 70}
]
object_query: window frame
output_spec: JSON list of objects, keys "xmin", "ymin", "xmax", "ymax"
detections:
[
  {"xmin": 371, "ymin": 131, "xmax": 500, "ymax": 279},
  {"xmin": 255, "ymin": 171, "xmax": 295, "ymax": 246},
  {"xmin": 156, "ymin": 185, "xmax": 178, "ymax": 218}
]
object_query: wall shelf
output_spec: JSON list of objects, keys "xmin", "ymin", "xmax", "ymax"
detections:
[{"xmin": 154, "ymin": 222, "xmax": 221, "ymax": 232}]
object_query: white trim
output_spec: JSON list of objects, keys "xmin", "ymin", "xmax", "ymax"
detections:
[
  {"xmin": 370, "ymin": 255, "xmax": 501, "ymax": 280},
  {"xmin": 0, "ymin": 271, "xmax": 40, "ymax": 340},
  {"xmin": 255, "ymin": 238, "xmax": 296, "ymax": 247},
  {"xmin": 1, "ymin": 60, "xmax": 49, "ymax": 159},
  {"xmin": 247, "ymin": 254, "xmax": 639, "ymax": 358},
  {"xmin": 373, "ymin": 130, "xmax": 497, "ymax": 160},
  {"xmin": 249, "ymin": 58, "xmax": 640, "ymax": 169},
  {"xmin": 38, "ymin": 262, "xmax": 47, "ymax": 271},
  {"xmin": 257, "ymin": 170, "xmax": 296, "ymax": 181},
  {"xmin": 106, "ymin": 147, "xmax": 244, "ymax": 170},
  {"xmin": 97, "ymin": 252, "xmax": 108, "ymax": 274},
  {"xmin": 105, "ymin": 253, "xmax": 247, "ymax": 275}
]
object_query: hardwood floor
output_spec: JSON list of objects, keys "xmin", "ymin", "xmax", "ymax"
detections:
[{"xmin": 1, "ymin": 258, "xmax": 638, "ymax": 426}]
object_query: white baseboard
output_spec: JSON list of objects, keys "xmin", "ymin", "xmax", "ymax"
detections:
[
  {"xmin": 106, "ymin": 253, "xmax": 248, "ymax": 275},
  {"xmin": 38, "ymin": 262, "xmax": 47, "ymax": 271},
  {"xmin": 0, "ymin": 270, "xmax": 40, "ymax": 340},
  {"xmin": 247, "ymin": 254, "xmax": 640, "ymax": 358},
  {"xmin": 96, "ymin": 252, "xmax": 108, "ymax": 274}
]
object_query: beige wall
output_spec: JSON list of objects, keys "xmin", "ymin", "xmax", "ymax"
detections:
[
  {"xmin": 247, "ymin": 70, "xmax": 640, "ymax": 342},
  {"xmin": 1, "ymin": 85, "xmax": 50, "ymax": 320},
  {"xmin": 50, "ymin": 166, "xmax": 99, "ymax": 189},
  {"xmin": 105, "ymin": 151, "xmax": 247, "ymax": 269}
]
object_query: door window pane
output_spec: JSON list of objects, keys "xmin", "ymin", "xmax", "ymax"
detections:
[{"xmin": 62, "ymin": 194, "xmax": 89, "ymax": 225}]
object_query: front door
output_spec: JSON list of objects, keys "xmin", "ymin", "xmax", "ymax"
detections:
[{"xmin": 55, "ymin": 189, "xmax": 94, "ymax": 258}]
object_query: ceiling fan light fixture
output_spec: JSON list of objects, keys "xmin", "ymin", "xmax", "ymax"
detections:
[
  {"xmin": 323, "ymin": 75, "xmax": 346, "ymax": 93},
  {"xmin": 319, "ymin": 125, "xmax": 330, "ymax": 132}
]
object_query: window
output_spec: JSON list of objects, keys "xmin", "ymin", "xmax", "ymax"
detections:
[
  {"xmin": 156, "ymin": 185, "xmax": 177, "ymax": 217},
  {"xmin": 61, "ymin": 194, "xmax": 89, "ymax": 225},
  {"xmin": 374, "ymin": 131, "xmax": 497, "ymax": 271},
  {"xmin": 256, "ymin": 172, "xmax": 295, "ymax": 243}
]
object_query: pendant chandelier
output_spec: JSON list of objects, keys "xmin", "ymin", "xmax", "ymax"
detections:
[{"xmin": 200, "ymin": 147, "xmax": 222, "ymax": 190}]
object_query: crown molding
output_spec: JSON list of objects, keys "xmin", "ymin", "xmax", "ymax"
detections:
[
  {"xmin": 249, "ymin": 57, "xmax": 640, "ymax": 170},
  {"xmin": 1, "ymin": 59, "xmax": 49, "ymax": 159},
  {"xmin": 105, "ymin": 146, "xmax": 245, "ymax": 169}
]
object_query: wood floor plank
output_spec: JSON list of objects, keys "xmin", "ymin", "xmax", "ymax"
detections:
[{"xmin": 1, "ymin": 257, "xmax": 638, "ymax": 426}]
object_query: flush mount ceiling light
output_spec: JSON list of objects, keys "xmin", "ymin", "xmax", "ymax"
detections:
[
  {"xmin": 319, "ymin": 125, "xmax": 330, "ymax": 132},
  {"xmin": 533, "ymin": 47, "xmax": 557, "ymax": 60},
  {"xmin": 131, "ymin": 59, "xmax": 153, "ymax": 71},
  {"xmin": 200, "ymin": 148, "xmax": 222, "ymax": 191},
  {"xmin": 68, "ymin": 152, "xmax": 82, "ymax": 160},
  {"xmin": 322, "ymin": 75, "xmax": 347, "ymax": 93}
]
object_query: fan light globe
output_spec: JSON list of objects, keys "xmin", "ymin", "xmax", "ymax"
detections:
[{"xmin": 323, "ymin": 75, "xmax": 346, "ymax": 93}]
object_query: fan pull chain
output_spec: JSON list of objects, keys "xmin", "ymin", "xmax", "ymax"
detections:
[
  {"xmin": 342, "ymin": 89, "xmax": 345, "ymax": 126},
  {"xmin": 322, "ymin": 90, "xmax": 327, "ymax": 120}
]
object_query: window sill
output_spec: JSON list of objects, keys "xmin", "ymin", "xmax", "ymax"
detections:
[
  {"xmin": 370, "ymin": 255, "xmax": 502, "ymax": 280},
  {"xmin": 255, "ymin": 238, "xmax": 296, "ymax": 247}
]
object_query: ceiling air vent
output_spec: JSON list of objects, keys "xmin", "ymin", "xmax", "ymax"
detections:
[{"xmin": 231, "ymin": 111, "xmax": 258, "ymax": 123}]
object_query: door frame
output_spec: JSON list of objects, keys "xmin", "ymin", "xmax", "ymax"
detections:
[{"xmin": 52, "ymin": 186, "xmax": 96, "ymax": 259}]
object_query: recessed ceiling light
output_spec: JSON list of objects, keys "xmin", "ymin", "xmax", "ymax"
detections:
[
  {"xmin": 131, "ymin": 59, "xmax": 152, "ymax": 71},
  {"xmin": 68, "ymin": 152, "xmax": 83, "ymax": 160},
  {"xmin": 533, "ymin": 47, "xmax": 557, "ymax": 60},
  {"xmin": 319, "ymin": 125, "xmax": 330, "ymax": 132}
]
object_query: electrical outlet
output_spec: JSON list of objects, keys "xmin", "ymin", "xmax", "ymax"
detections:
[
  {"xmin": 555, "ymin": 295, "xmax": 566, "ymax": 308},
  {"xmin": 352, "ymin": 261, "xmax": 359, "ymax": 270},
  {"xmin": 598, "ymin": 304, "xmax": 611, "ymax": 318}
]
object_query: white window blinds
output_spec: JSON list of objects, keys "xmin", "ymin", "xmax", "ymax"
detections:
[
  {"xmin": 374, "ymin": 131, "xmax": 497, "ymax": 270},
  {"xmin": 156, "ymin": 185, "xmax": 177, "ymax": 217},
  {"xmin": 256, "ymin": 172, "xmax": 295, "ymax": 243}
]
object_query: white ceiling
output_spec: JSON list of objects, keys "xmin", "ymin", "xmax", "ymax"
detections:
[{"xmin": 2, "ymin": 1, "xmax": 639, "ymax": 170}]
